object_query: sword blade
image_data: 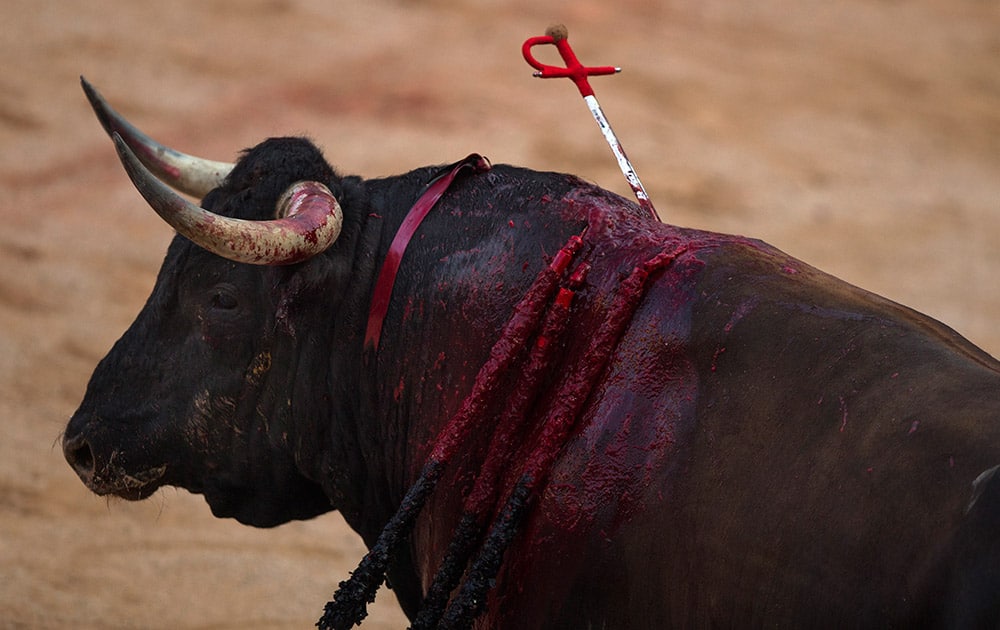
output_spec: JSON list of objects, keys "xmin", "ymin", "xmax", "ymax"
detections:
[{"xmin": 583, "ymin": 94, "xmax": 661, "ymax": 221}]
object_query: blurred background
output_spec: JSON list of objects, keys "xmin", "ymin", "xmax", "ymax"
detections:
[{"xmin": 2, "ymin": 0, "xmax": 998, "ymax": 627}]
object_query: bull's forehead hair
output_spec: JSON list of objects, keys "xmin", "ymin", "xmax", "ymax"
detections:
[{"xmin": 203, "ymin": 136, "xmax": 339, "ymax": 222}]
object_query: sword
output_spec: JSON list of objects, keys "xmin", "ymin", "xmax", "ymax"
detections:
[{"xmin": 522, "ymin": 25, "xmax": 661, "ymax": 222}]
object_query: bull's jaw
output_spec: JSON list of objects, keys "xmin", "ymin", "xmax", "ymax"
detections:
[{"xmin": 199, "ymin": 479, "xmax": 277, "ymax": 525}]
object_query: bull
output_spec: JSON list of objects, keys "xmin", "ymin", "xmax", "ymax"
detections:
[{"xmin": 63, "ymin": 78, "xmax": 1000, "ymax": 629}]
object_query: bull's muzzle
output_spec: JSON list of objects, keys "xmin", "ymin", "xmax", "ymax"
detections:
[{"xmin": 62, "ymin": 430, "xmax": 166, "ymax": 500}]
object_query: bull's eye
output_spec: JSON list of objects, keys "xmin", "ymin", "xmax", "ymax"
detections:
[{"xmin": 209, "ymin": 286, "xmax": 239, "ymax": 311}]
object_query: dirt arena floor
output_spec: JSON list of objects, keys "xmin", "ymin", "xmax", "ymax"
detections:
[{"xmin": 2, "ymin": 0, "xmax": 998, "ymax": 627}]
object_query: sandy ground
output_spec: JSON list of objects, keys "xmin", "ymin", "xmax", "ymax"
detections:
[{"xmin": 2, "ymin": 0, "xmax": 998, "ymax": 627}]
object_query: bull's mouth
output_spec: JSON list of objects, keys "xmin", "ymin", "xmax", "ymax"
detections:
[{"xmin": 85, "ymin": 462, "xmax": 168, "ymax": 501}]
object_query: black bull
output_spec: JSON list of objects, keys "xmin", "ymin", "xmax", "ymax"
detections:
[{"xmin": 63, "ymin": 85, "xmax": 1000, "ymax": 629}]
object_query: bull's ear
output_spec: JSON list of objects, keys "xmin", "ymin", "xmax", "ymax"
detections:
[
  {"xmin": 273, "ymin": 254, "xmax": 341, "ymax": 335},
  {"xmin": 271, "ymin": 175, "xmax": 367, "ymax": 334}
]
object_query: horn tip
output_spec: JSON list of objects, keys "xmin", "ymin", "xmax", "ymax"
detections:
[{"xmin": 80, "ymin": 78, "xmax": 117, "ymax": 138}]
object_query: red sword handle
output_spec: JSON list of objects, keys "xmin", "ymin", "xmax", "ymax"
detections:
[{"xmin": 522, "ymin": 31, "xmax": 619, "ymax": 98}]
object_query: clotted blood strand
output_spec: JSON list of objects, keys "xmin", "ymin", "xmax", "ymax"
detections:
[
  {"xmin": 438, "ymin": 246, "xmax": 687, "ymax": 628},
  {"xmin": 411, "ymin": 263, "xmax": 590, "ymax": 630},
  {"xmin": 319, "ymin": 233, "xmax": 585, "ymax": 630},
  {"xmin": 427, "ymin": 234, "xmax": 584, "ymax": 463}
]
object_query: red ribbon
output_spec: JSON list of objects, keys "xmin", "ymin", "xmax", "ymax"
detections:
[{"xmin": 364, "ymin": 154, "xmax": 491, "ymax": 352}]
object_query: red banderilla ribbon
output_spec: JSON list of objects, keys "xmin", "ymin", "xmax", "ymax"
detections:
[{"xmin": 523, "ymin": 25, "xmax": 661, "ymax": 222}]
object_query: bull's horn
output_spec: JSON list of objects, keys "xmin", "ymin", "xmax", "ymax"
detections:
[
  {"xmin": 111, "ymin": 133, "xmax": 343, "ymax": 265},
  {"xmin": 82, "ymin": 77, "xmax": 234, "ymax": 199}
]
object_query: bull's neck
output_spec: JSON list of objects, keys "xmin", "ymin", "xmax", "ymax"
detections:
[
  {"xmin": 354, "ymin": 159, "xmax": 502, "ymax": 534},
  {"xmin": 351, "ymin": 167, "xmax": 593, "ymax": 531},
  {"xmin": 295, "ymin": 162, "xmax": 496, "ymax": 543}
]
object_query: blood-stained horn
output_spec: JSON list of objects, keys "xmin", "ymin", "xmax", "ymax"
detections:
[
  {"xmin": 81, "ymin": 77, "xmax": 234, "ymax": 199},
  {"xmin": 110, "ymin": 133, "xmax": 343, "ymax": 265}
]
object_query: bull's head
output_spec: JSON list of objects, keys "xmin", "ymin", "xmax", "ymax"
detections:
[{"xmin": 62, "ymin": 80, "xmax": 347, "ymax": 527}]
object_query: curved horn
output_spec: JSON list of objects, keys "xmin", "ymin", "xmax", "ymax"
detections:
[
  {"xmin": 82, "ymin": 76, "xmax": 234, "ymax": 199},
  {"xmin": 112, "ymin": 133, "xmax": 343, "ymax": 265}
]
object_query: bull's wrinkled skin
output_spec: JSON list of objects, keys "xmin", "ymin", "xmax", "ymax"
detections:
[{"xmin": 64, "ymin": 137, "xmax": 1000, "ymax": 628}]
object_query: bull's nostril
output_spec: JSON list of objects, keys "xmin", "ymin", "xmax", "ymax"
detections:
[{"xmin": 65, "ymin": 437, "xmax": 95, "ymax": 476}]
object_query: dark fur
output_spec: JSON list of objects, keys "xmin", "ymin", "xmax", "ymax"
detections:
[{"xmin": 65, "ymin": 137, "xmax": 1000, "ymax": 628}]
